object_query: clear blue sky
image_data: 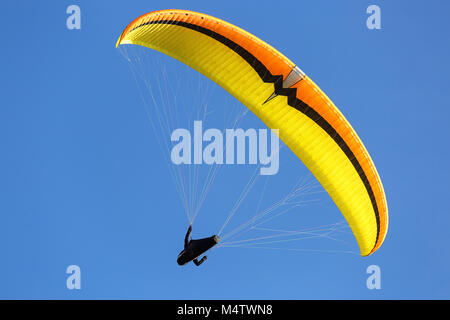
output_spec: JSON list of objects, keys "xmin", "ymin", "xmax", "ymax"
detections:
[{"xmin": 1, "ymin": 0, "xmax": 450, "ymax": 299}]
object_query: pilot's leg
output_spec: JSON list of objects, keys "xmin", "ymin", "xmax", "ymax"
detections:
[{"xmin": 193, "ymin": 256, "xmax": 207, "ymax": 266}]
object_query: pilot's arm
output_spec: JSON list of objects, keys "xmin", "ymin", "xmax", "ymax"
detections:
[{"xmin": 184, "ymin": 225, "xmax": 192, "ymax": 249}]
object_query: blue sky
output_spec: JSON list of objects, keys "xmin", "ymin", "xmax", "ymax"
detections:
[{"xmin": 1, "ymin": 0, "xmax": 450, "ymax": 299}]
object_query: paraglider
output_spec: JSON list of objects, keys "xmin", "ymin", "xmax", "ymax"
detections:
[
  {"xmin": 116, "ymin": 9, "xmax": 388, "ymax": 257},
  {"xmin": 177, "ymin": 225, "xmax": 220, "ymax": 266}
]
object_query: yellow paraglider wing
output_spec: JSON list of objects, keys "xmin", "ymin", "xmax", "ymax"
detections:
[{"xmin": 116, "ymin": 9, "xmax": 388, "ymax": 256}]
